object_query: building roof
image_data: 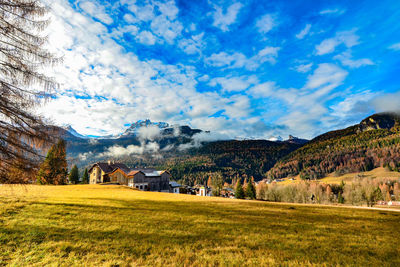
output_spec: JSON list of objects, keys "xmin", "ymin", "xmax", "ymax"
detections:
[
  {"xmin": 89, "ymin": 163, "xmax": 170, "ymax": 178},
  {"xmin": 88, "ymin": 162, "xmax": 130, "ymax": 174},
  {"xmin": 127, "ymin": 170, "xmax": 142, "ymax": 176},
  {"xmin": 169, "ymin": 181, "xmax": 181, "ymax": 187},
  {"xmin": 130, "ymin": 168, "xmax": 170, "ymax": 177}
]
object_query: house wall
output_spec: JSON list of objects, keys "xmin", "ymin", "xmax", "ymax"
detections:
[
  {"xmin": 109, "ymin": 170, "xmax": 128, "ymax": 185},
  {"xmin": 89, "ymin": 166, "xmax": 101, "ymax": 184},
  {"xmin": 131, "ymin": 172, "xmax": 170, "ymax": 192},
  {"xmin": 132, "ymin": 172, "xmax": 146, "ymax": 184},
  {"xmin": 159, "ymin": 172, "xmax": 170, "ymax": 192}
]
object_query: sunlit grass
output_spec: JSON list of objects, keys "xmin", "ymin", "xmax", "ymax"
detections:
[{"xmin": 1, "ymin": 184, "xmax": 399, "ymax": 266}]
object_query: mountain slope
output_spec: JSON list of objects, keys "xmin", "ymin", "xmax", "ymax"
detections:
[
  {"xmin": 164, "ymin": 140, "xmax": 303, "ymax": 185},
  {"xmin": 268, "ymin": 113, "xmax": 400, "ymax": 180}
]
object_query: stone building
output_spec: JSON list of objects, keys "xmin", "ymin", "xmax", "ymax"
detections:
[{"xmin": 88, "ymin": 162, "xmax": 170, "ymax": 192}]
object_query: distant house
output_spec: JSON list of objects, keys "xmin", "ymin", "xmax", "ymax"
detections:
[
  {"xmin": 195, "ymin": 185, "xmax": 212, "ymax": 196},
  {"xmin": 169, "ymin": 181, "xmax": 182, "ymax": 194},
  {"xmin": 88, "ymin": 162, "xmax": 170, "ymax": 192},
  {"xmin": 220, "ymin": 188, "xmax": 235, "ymax": 198}
]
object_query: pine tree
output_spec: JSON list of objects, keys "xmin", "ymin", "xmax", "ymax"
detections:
[
  {"xmin": 243, "ymin": 177, "xmax": 248, "ymax": 192},
  {"xmin": 338, "ymin": 192, "xmax": 344, "ymax": 204},
  {"xmin": 0, "ymin": 1, "xmax": 59, "ymax": 183},
  {"xmin": 36, "ymin": 140, "xmax": 68, "ymax": 185},
  {"xmin": 82, "ymin": 168, "xmax": 89, "ymax": 184},
  {"xmin": 207, "ymin": 176, "xmax": 212, "ymax": 187},
  {"xmin": 235, "ymin": 179, "xmax": 245, "ymax": 199},
  {"xmin": 246, "ymin": 177, "xmax": 256, "ymax": 199},
  {"xmin": 69, "ymin": 165, "xmax": 79, "ymax": 184},
  {"xmin": 211, "ymin": 172, "xmax": 224, "ymax": 196}
]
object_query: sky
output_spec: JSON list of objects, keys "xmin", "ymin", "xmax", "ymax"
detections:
[{"xmin": 39, "ymin": 0, "xmax": 400, "ymax": 139}]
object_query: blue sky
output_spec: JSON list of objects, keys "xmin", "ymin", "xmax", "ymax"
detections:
[{"xmin": 41, "ymin": 0, "xmax": 400, "ymax": 139}]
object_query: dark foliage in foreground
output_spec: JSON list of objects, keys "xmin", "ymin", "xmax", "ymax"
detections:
[{"xmin": 0, "ymin": 0, "xmax": 59, "ymax": 183}]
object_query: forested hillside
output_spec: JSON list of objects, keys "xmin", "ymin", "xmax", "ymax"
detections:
[
  {"xmin": 268, "ymin": 113, "xmax": 400, "ymax": 180},
  {"xmin": 163, "ymin": 140, "xmax": 303, "ymax": 185}
]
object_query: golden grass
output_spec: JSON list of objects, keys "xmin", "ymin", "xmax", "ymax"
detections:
[
  {"xmin": 279, "ymin": 167, "xmax": 400, "ymax": 185},
  {"xmin": 1, "ymin": 184, "xmax": 399, "ymax": 266}
]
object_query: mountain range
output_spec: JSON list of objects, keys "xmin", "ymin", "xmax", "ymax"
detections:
[{"xmin": 54, "ymin": 113, "xmax": 400, "ymax": 185}]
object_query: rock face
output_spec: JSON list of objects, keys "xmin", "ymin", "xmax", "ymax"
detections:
[
  {"xmin": 358, "ymin": 113, "xmax": 400, "ymax": 132},
  {"xmin": 285, "ymin": 135, "xmax": 309, "ymax": 145}
]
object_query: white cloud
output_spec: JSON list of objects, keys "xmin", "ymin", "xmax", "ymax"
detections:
[
  {"xmin": 136, "ymin": 30, "xmax": 157, "ymax": 45},
  {"xmin": 330, "ymin": 91, "xmax": 376, "ymax": 119},
  {"xmin": 78, "ymin": 151, "xmax": 94, "ymax": 161},
  {"xmin": 224, "ymin": 95, "xmax": 251, "ymax": 118},
  {"xmin": 119, "ymin": 1, "xmax": 183, "ymax": 45},
  {"xmin": 293, "ymin": 63, "xmax": 313, "ymax": 73},
  {"xmin": 79, "ymin": 1, "xmax": 113, "ymax": 25},
  {"xmin": 211, "ymin": 2, "xmax": 243, "ymax": 32},
  {"xmin": 157, "ymin": 0, "xmax": 180, "ymax": 20},
  {"xmin": 197, "ymin": 75, "xmax": 209, "ymax": 82},
  {"xmin": 371, "ymin": 91, "xmax": 400, "ymax": 113},
  {"xmin": 40, "ymin": 0, "xmax": 369, "ymax": 141},
  {"xmin": 99, "ymin": 142, "xmax": 160, "ymax": 158},
  {"xmin": 246, "ymin": 64, "xmax": 349, "ymax": 138},
  {"xmin": 334, "ymin": 51, "xmax": 374, "ymax": 68},
  {"xmin": 257, "ymin": 46, "xmax": 280, "ymax": 64},
  {"xmin": 388, "ymin": 43, "xmax": 400, "ymax": 51},
  {"xmin": 320, "ymin": 8, "xmax": 346, "ymax": 16},
  {"xmin": 40, "ymin": 0, "xmax": 235, "ymax": 137},
  {"xmin": 123, "ymin": 13, "xmax": 137, "ymax": 24},
  {"xmin": 137, "ymin": 125, "xmax": 161, "ymax": 141},
  {"xmin": 205, "ymin": 46, "xmax": 280, "ymax": 70},
  {"xmin": 249, "ymin": 81, "xmax": 276, "ymax": 98},
  {"xmin": 205, "ymin": 51, "xmax": 246, "ymax": 67},
  {"xmin": 315, "ymin": 30, "xmax": 359, "ymax": 55},
  {"xmin": 178, "ymin": 33, "xmax": 204, "ymax": 54},
  {"xmin": 256, "ymin": 14, "xmax": 277, "ymax": 34},
  {"xmin": 296, "ymin": 24, "xmax": 311, "ymax": 39},
  {"xmin": 209, "ymin": 76, "xmax": 258, "ymax": 92},
  {"xmin": 150, "ymin": 15, "xmax": 183, "ymax": 44},
  {"xmin": 177, "ymin": 131, "xmax": 231, "ymax": 151},
  {"xmin": 305, "ymin": 63, "xmax": 348, "ymax": 90},
  {"xmin": 129, "ymin": 4, "xmax": 155, "ymax": 21}
]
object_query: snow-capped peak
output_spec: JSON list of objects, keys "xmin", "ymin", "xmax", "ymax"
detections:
[
  {"xmin": 121, "ymin": 119, "xmax": 169, "ymax": 137},
  {"xmin": 62, "ymin": 125, "xmax": 88, "ymax": 139}
]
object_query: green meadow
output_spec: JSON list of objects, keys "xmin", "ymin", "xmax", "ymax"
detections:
[{"xmin": 0, "ymin": 185, "xmax": 399, "ymax": 266}]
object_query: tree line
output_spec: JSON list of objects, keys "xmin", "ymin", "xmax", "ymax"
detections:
[{"xmin": 255, "ymin": 177, "xmax": 400, "ymax": 207}]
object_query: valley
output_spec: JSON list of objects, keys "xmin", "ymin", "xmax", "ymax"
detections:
[{"xmin": 58, "ymin": 113, "xmax": 400, "ymax": 187}]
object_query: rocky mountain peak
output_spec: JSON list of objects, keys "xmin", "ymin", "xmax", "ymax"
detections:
[{"xmin": 358, "ymin": 113, "xmax": 400, "ymax": 132}]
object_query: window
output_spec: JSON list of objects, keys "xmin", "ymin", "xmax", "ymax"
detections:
[{"xmin": 140, "ymin": 185, "xmax": 143, "ymax": 190}]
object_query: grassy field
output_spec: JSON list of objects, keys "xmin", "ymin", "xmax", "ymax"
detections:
[
  {"xmin": 0, "ymin": 185, "xmax": 399, "ymax": 266},
  {"xmin": 279, "ymin": 167, "xmax": 400, "ymax": 185}
]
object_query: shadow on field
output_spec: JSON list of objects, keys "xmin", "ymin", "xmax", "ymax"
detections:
[{"xmin": 1, "ymin": 195, "xmax": 400, "ymax": 266}]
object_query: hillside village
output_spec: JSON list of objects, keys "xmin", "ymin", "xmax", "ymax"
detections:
[{"xmin": 88, "ymin": 161, "xmax": 222, "ymax": 197}]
